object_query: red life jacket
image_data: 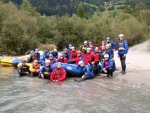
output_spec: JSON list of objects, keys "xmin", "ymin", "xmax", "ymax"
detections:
[
  {"xmin": 104, "ymin": 61, "xmax": 110, "ymax": 67},
  {"xmin": 33, "ymin": 64, "xmax": 40, "ymax": 69},
  {"xmin": 57, "ymin": 58, "xmax": 67, "ymax": 63},
  {"xmin": 70, "ymin": 51, "xmax": 77, "ymax": 60},
  {"xmin": 51, "ymin": 68, "xmax": 66, "ymax": 81}
]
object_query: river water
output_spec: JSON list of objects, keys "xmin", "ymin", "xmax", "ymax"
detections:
[{"xmin": 0, "ymin": 66, "xmax": 150, "ymax": 113}]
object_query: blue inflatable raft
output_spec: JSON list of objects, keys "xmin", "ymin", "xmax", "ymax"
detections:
[{"xmin": 51, "ymin": 63, "xmax": 84, "ymax": 77}]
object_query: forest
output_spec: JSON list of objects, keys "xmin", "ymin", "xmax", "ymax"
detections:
[{"xmin": 0, "ymin": 0, "xmax": 150, "ymax": 54}]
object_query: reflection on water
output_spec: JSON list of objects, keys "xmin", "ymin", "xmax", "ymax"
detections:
[{"xmin": 0, "ymin": 66, "xmax": 150, "ymax": 113}]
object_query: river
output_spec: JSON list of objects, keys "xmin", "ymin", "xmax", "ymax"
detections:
[{"xmin": 0, "ymin": 66, "xmax": 150, "ymax": 113}]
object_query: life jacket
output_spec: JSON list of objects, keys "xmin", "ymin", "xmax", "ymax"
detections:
[
  {"xmin": 34, "ymin": 53, "xmax": 38, "ymax": 60},
  {"xmin": 31, "ymin": 54, "xmax": 36, "ymax": 61},
  {"xmin": 33, "ymin": 64, "xmax": 40, "ymax": 70},
  {"xmin": 53, "ymin": 68, "xmax": 63, "ymax": 78},
  {"xmin": 71, "ymin": 51, "xmax": 77, "ymax": 59},
  {"xmin": 64, "ymin": 53, "xmax": 68, "ymax": 59},
  {"xmin": 102, "ymin": 50, "xmax": 106, "ymax": 56},
  {"xmin": 52, "ymin": 52, "xmax": 57, "ymax": 58},
  {"xmin": 45, "ymin": 51, "xmax": 50, "ymax": 58},
  {"xmin": 21, "ymin": 64, "xmax": 29, "ymax": 72},
  {"xmin": 44, "ymin": 66, "xmax": 51, "ymax": 75},
  {"xmin": 50, "ymin": 59, "xmax": 55, "ymax": 65},
  {"xmin": 95, "ymin": 52, "xmax": 100, "ymax": 61},
  {"xmin": 57, "ymin": 58, "xmax": 65, "ymax": 63},
  {"xmin": 119, "ymin": 41, "xmax": 125, "ymax": 50},
  {"xmin": 104, "ymin": 61, "xmax": 110, "ymax": 67}
]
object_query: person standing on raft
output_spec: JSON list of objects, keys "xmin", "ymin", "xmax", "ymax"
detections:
[
  {"xmin": 118, "ymin": 34, "xmax": 128, "ymax": 75},
  {"xmin": 74, "ymin": 61, "xmax": 95, "ymax": 82},
  {"xmin": 17, "ymin": 60, "xmax": 30, "ymax": 77},
  {"xmin": 39, "ymin": 60, "xmax": 52, "ymax": 79},
  {"xmin": 101, "ymin": 54, "xmax": 115, "ymax": 79},
  {"xmin": 50, "ymin": 63, "xmax": 66, "ymax": 81}
]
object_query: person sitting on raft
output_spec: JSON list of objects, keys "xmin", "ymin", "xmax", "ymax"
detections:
[
  {"xmin": 57, "ymin": 54, "xmax": 68, "ymax": 63},
  {"xmin": 30, "ymin": 60, "xmax": 40, "ymax": 77},
  {"xmin": 75, "ymin": 51, "xmax": 88, "ymax": 65},
  {"xmin": 69, "ymin": 46, "xmax": 77, "ymax": 64},
  {"xmin": 43, "ymin": 48, "xmax": 51, "ymax": 59},
  {"xmin": 49, "ymin": 54, "xmax": 57, "ymax": 65},
  {"xmin": 80, "ymin": 41, "xmax": 89, "ymax": 53},
  {"xmin": 17, "ymin": 60, "xmax": 30, "ymax": 77},
  {"xmin": 39, "ymin": 60, "xmax": 52, "ymax": 79},
  {"xmin": 34, "ymin": 48, "xmax": 40, "ymax": 61},
  {"xmin": 101, "ymin": 54, "xmax": 115, "ymax": 79},
  {"xmin": 74, "ymin": 61, "xmax": 95, "ymax": 82},
  {"xmin": 26, "ymin": 50, "xmax": 35, "ymax": 62},
  {"xmin": 50, "ymin": 63, "xmax": 66, "ymax": 81},
  {"xmin": 63, "ymin": 48, "xmax": 69, "ymax": 60},
  {"xmin": 52, "ymin": 49, "xmax": 58, "ymax": 59}
]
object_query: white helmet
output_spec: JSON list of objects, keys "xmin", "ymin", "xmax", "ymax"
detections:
[
  {"xmin": 45, "ymin": 60, "xmax": 50, "ymax": 63},
  {"xmin": 106, "ymin": 44, "xmax": 110, "ymax": 47},
  {"xmin": 84, "ymin": 41, "xmax": 88, "ymax": 44},
  {"xmin": 104, "ymin": 54, "xmax": 109, "ymax": 58},
  {"xmin": 118, "ymin": 34, "xmax": 124, "ymax": 37},
  {"xmin": 78, "ymin": 61, "xmax": 84, "ymax": 65},
  {"xmin": 54, "ymin": 49, "xmax": 57, "ymax": 51}
]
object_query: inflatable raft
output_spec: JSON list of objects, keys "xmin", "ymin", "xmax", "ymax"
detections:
[
  {"xmin": 17, "ymin": 62, "xmax": 84, "ymax": 77},
  {"xmin": 51, "ymin": 63, "xmax": 84, "ymax": 77},
  {"xmin": 12, "ymin": 51, "xmax": 44, "ymax": 67}
]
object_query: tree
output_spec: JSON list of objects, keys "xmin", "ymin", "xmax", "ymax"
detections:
[
  {"xmin": 77, "ymin": 4, "xmax": 85, "ymax": 18},
  {"xmin": 21, "ymin": 0, "xmax": 39, "ymax": 16}
]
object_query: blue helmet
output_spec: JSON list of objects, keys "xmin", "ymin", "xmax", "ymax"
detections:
[
  {"xmin": 59, "ymin": 53, "xmax": 64, "ymax": 57},
  {"xmin": 106, "ymin": 37, "xmax": 110, "ymax": 40},
  {"xmin": 64, "ymin": 48, "xmax": 68, "ymax": 51},
  {"xmin": 30, "ymin": 50, "xmax": 34, "ymax": 54},
  {"xmin": 89, "ymin": 41, "xmax": 92, "ymax": 44},
  {"xmin": 69, "ymin": 44, "xmax": 72, "ymax": 47},
  {"xmin": 35, "ymin": 48, "xmax": 39, "ymax": 51},
  {"xmin": 49, "ymin": 54, "xmax": 53, "ymax": 57}
]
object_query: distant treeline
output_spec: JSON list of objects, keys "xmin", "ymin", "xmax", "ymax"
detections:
[
  {"xmin": 0, "ymin": 1, "xmax": 150, "ymax": 55},
  {"xmin": 3, "ymin": 0, "xmax": 150, "ymax": 16}
]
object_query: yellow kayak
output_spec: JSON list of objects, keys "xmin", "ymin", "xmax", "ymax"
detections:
[{"xmin": 0, "ymin": 57, "xmax": 13, "ymax": 67}]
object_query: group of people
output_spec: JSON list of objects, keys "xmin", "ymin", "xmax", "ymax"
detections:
[{"xmin": 18, "ymin": 34, "xmax": 128, "ymax": 82}]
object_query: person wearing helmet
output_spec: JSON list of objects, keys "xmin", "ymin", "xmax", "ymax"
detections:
[
  {"xmin": 49, "ymin": 54, "xmax": 57, "ymax": 65},
  {"xmin": 52, "ymin": 49, "xmax": 58, "ymax": 59},
  {"xmin": 69, "ymin": 46, "xmax": 77, "ymax": 64},
  {"xmin": 63, "ymin": 48, "xmax": 69, "ymax": 59},
  {"xmin": 85, "ymin": 48, "xmax": 98, "ymax": 64},
  {"xmin": 105, "ymin": 37, "xmax": 116, "ymax": 50},
  {"xmin": 75, "ymin": 51, "xmax": 88, "ymax": 65},
  {"xmin": 99, "ymin": 45, "xmax": 106, "ymax": 62},
  {"xmin": 105, "ymin": 44, "xmax": 114, "ymax": 59},
  {"xmin": 80, "ymin": 41, "xmax": 89, "ymax": 53},
  {"xmin": 67, "ymin": 44, "xmax": 73, "ymax": 59},
  {"xmin": 99, "ymin": 40, "xmax": 105, "ymax": 50},
  {"xmin": 34, "ymin": 48, "xmax": 40, "ymax": 61},
  {"xmin": 26, "ymin": 50, "xmax": 35, "ymax": 62},
  {"xmin": 93, "ymin": 47, "xmax": 101, "ymax": 75},
  {"xmin": 30, "ymin": 60, "xmax": 40, "ymax": 77},
  {"xmin": 74, "ymin": 61, "xmax": 95, "ymax": 82},
  {"xmin": 89, "ymin": 41, "xmax": 95, "ymax": 52},
  {"xmin": 118, "ymin": 34, "xmax": 128, "ymax": 75},
  {"xmin": 50, "ymin": 63, "xmax": 66, "ymax": 81},
  {"xmin": 17, "ymin": 60, "xmax": 30, "ymax": 77},
  {"xmin": 101, "ymin": 54, "xmax": 115, "ymax": 79},
  {"xmin": 43, "ymin": 48, "xmax": 51, "ymax": 59},
  {"xmin": 57, "ymin": 54, "xmax": 68, "ymax": 63},
  {"xmin": 39, "ymin": 60, "xmax": 52, "ymax": 79}
]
